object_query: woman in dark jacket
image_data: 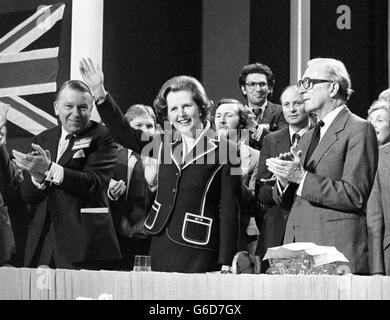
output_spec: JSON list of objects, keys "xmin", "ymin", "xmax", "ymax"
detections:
[{"xmin": 80, "ymin": 59, "xmax": 241, "ymax": 273}]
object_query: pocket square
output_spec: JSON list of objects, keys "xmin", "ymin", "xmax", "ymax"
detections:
[{"xmin": 72, "ymin": 149, "xmax": 85, "ymax": 159}]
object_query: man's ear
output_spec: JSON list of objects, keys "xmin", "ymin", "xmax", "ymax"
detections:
[
  {"xmin": 240, "ymin": 85, "xmax": 247, "ymax": 97},
  {"xmin": 329, "ymin": 82, "xmax": 340, "ymax": 98},
  {"xmin": 53, "ymin": 101, "xmax": 59, "ymax": 116}
]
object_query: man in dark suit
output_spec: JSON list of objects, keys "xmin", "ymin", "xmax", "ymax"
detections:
[
  {"xmin": 0, "ymin": 106, "xmax": 15, "ymax": 266},
  {"xmin": 9, "ymin": 80, "xmax": 121, "ymax": 269},
  {"xmin": 255, "ymin": 85, "xmax": 311, "ymax": 272},
  {"xmin": 266, "ymin": 58, "xmax": 378, "ymax": 274},
  {"xmin": 238, "ymin": 62, "xmax": 288, "ymax": 150},
  {"xmin": 108, "ymin": 104, "xmax": 157, "ymax": 270}
]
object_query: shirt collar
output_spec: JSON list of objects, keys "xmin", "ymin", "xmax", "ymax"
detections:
[
  {"xmin": 288, "ymin": 121, "xmax": 311, "ymax": 141},
  {"xmin": 320, "ymin": 105, "xmax": 345, "ymax": 135}
]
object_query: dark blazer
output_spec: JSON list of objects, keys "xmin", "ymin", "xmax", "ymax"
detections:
[
  {"xmin": 254, "ymin": 128, "xmax": 291, "ymax": 264},
  {"xmin": 367, "ymin": 142, "xmax": 390, "ymax": 275},
  {"xmin": 259, "ymin": 101, "xmax": 288, "ymax": 132},
  {"xmin": 276, "ymin": 106, "xmax": 378, "ymax": 274},
  {"xmin": 97, "ymin": 94, "xmax": 241, "ymax": 272},
  {"xmin": 249, "ymin": 101, "xmax": 287, "ymax": 151},
  {"xmin": 110, "ymin": 148, "xmax": 152, "ymax": 230},
  {"xmin": 13, "ymin": 121, "xmax": 121, "ymax": 265},
  {"xmin": 0, "ymin": 145, "xmax": 22, "ymax": 265},
  {"xmin": 0, "ymin": 192, "xmax": 15, "ymax": 265},
  {"xmin": 109, "ymin": 148, "xmax": 153, "ymax": 269}
]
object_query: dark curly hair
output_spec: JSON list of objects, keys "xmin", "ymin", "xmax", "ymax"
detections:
[{"xmin": 238, "ymin": 62, "xmax": 275, "ymax": 97}]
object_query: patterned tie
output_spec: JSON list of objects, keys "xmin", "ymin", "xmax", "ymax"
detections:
[
  {"xmin": 254, "ymin": 107, "xmax": 263, "ymax": 122},
  {"xmin": 292, "ymin": 133, "xmax": 300, "ymax": 145},
  {"xmin": 304, "ymin": 120, "xmax": 324, "ymax": 170}
]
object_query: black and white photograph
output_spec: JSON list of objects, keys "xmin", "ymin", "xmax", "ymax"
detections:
[{"xmin": 0, "ymin": 0, "xmax": 389, "ymax": 308}]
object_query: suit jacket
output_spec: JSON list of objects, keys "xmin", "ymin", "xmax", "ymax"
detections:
[
  {"xmin": 254, "ymin": 127, "xmax": 292, "ymax": 260},
  {"xmin": 14, "ymin": 121, "xmax": 121, "ymax": 265},
  {"xmin": 249, "ymin": 101, "xmax": 287, "ymax": 151},
  {"xmin": 109, "ymin": 148, "xmax": 154, "ymax": 236},
  {"xmin": 258, "ymin": 101, "xmax": 288, "ymax": 132},
  {"xmin": 276, "ymin": 106, "xmax": 378, "ymax": 274},
  {"xmin": 239, "ymin": 144, "xmax": 259, "ymax": 250},
  {"xmin": 367, "ymin": 142, "xmax": 390, "ymax": 275},
  {"xmin": 0, "ymin": 191, "xmax": 15, "ymax": 265},
  {"xmin": 97, "ymin": 94, "xmax": 241, "ymax": 267},
  {"xmin": 0, "ymin": 145, "xmax": 21, "ymax": 265}
]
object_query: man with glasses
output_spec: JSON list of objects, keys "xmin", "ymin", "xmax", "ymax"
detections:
[
  {"xmin": 238, "ymin": 62, "xmax": 288, "ymax": 150},
  {"xmin": 266, "ymin": 58, "xmax": 378, "ymax": 274}
]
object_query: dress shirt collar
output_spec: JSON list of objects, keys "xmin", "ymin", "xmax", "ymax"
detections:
[
  {"xmin": 288, "ymin": 121, "xmax": 311, "ymax": 142},
  {"xmin": 319, "ymin": 105, "xmax": 345, "ymax": 139}
]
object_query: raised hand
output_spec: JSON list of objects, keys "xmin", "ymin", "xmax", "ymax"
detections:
[
  {"xmin": 142, "ymin": 156, "xmax": 158, "ymax": 188},
  {"xmin": 79, "ymin": 58, "xmax": 106, "ymax": 98}
]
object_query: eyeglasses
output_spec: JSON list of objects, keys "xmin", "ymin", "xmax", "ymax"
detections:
[
  {"xmin": 245, "ymin": 81, "xmax": 268, "ymax": 90},
  {"xmin": 297, "ymin": 77, "xmax": 332, "ymax": 90}
]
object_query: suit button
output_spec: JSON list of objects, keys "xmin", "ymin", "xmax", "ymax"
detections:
[
  {"xmin": 172, "ymin": 188, "xmax": 176, "ymax": 193},
  {"xmin": 176, "ymin": 172, "xmax": 180, "ymax": 176}
]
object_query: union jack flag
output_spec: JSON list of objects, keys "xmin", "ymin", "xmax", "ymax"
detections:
[{"xmin": 0, "ymin": 3, "xmax": 66, "ymax": 138}]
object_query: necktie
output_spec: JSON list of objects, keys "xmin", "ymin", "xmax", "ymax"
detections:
[
  {"xmin": 304, "ymin": 120, "xmax": 324, "ymax": 170},
  {"xmin": 56, "ymin": 134, "xmax": 74, "ymax": 162},
  {"xmin": 254, "ymin": 107, "xmax": 263, "ymax": 122},
  {"xmin": 292, "ymin": 133, "xmax": 300, "ymax": 145}
]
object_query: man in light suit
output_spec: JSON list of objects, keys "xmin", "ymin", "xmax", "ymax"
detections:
[
  {"xmin": 255, "ymin": 85, "xmax": 311, "ymax": 272},
  {"xmin": 266, "ymin": 58, "xmax": 378, "ymax": 274},
  {"xmin": 238, "ymin": 62, "xmax": 288, "ymax": 151},
  {"xmin": 367, "ymin": 142, "xmax": 390, "ymax": 275},
  {"xmin": 9, "ymin": 80, "xmax": 121, "ymax": 269}
]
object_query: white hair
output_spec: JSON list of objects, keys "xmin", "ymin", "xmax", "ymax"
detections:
[{"xmin": 307, "ymin": 58, "xmax": 353, "ymax": 101}]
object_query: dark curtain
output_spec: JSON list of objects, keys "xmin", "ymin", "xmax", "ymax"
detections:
[
  {"xmin": 249, "ymin": 0, "xmax": 291, "ymax": 103},
  {"xmin": 311, "ymin": 0, "xmax": 388, "ymax": 118},
  {"xmin": 103, "ymin": 0, "xmax": 202, "ymax": 113}
]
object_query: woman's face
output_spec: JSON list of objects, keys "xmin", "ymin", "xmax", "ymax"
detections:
[
  {"xmin": 368, "ymin": 108, "xmax": 390, "ymax": 145},
  {"xmin": 166, "ymin": 90, "xmax": 203, "ymax": 137}
]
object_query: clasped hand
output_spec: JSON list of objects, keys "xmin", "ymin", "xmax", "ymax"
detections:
[
  {"xmin": 265, "ymin": 142, "xmax": 305, "ymax": 186},
  {"xmin": 12, "ymin": 143, "xmax": 51, "ymax": 183}
]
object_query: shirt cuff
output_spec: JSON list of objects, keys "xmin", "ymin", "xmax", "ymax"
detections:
[
  {"xmin": 296, "ymin": 171, "xmax": 308, "ymax": 196},
  {"xmin": 45, "ymin": 162, "xmax": 64, "ymax": 185},
  {"xmin": 148, "ymin": 184, "xmax": 158, "ymax": 192},
  {"xmin": 31, "ymin": 176, "xmax": 46, "ymax": 190}
]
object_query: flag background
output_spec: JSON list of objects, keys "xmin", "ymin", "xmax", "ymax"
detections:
[{"xmin": 0, "ymin": 0, "xmax": 72, "ymax": 152}]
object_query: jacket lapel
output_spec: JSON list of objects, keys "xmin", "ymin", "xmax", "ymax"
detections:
[
  {"xmin": 170, "ymin": 137, "xmax": 183, "ymax": 171},
  {"xmin": 117, "ymin": 148, "xmax": 129, "ymax": 182},
  {"xmin": 57, "ymin": 137, "xmax": 76, "ymax": 166},
  {"xmin": 44, "ymin": 127, "xmax": 61, "ymax": 163},
  {"xmin": 182, "ymin": 134, "xmax": 217, "ymax": 170},
  {"xmin": 305, "ymin": 106, "xmax": 350, "ymax": 171}
]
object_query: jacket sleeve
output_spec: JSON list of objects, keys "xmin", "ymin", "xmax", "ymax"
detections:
[
  {"xmin": 96, "ymin": 93, "xmax": 158, "ymax": 156},
  {"xmin": 218, "ymin": 163, "xmax": 241, "ymax": 266},
  {"xmin": 367, "ymin": 171, "xmax": 385, "ymax": 274}
]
